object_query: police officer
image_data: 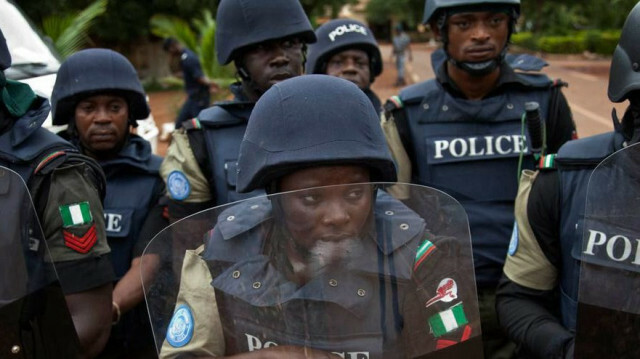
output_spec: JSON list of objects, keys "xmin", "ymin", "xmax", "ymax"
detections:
[
  {"xmin": 163, "ymin": 38, "xmax": 217, "ymax": 129},
  {"xmin": 306, "ymin": 18, "xmax": 384, "ymax": 111},
  {"xmin": 159, "ymin": 75, "xmax": 480, "ymax": 359},
  {"xmin": 382, "ymin": 0, "xmax": 577, "ymax": 356},
  {"xmin": 496, "ymin": 3, "xmax": 640, "ymax": 358},
  {"xmin": 51, "ymin": 48, "xmax": 167, "ymax": 358},
  {"xmin": 0, "ymin": 29, "xmax": 114, "ymax": 358},
  {"xmin": 160, "ymin": 0, "xmax": 316, "ymax": 220}
]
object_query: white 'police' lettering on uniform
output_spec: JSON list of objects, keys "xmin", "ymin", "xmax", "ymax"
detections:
[
  {"xmin": 431, "ymin": 135, "xmax": 528, "ymax": 161},
  {"xmin": 584, "ymin": 229, "xmax": 640, "ymax": 267},
  {"xmin": 328, "ymin": 24, "xmax": 368, "ymax": 42},
  {"xmin": 104, "ymin": 212, "xmax": 123, "ymax": 233},
  {"xmin": 245, "ymin": 333, "xmax": 371, "ymax": 358}
]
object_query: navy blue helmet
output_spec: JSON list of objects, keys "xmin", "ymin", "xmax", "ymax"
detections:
[
  {"xmin": 608, "ymin": 2, "xmax": 640, "ymax": 103},
  {"xmin": 306, "ymin": 18, "xmax": 382, "ymax": 81},
  {"xmin": 51, "ymin": 48, "xmax": 149, "ymax": 126},
  {"xmin": 236, "ymin": 75, "xmax": 397, "ymax": 193},
  {"xmin": 215, "ymin": 0, "xmax": 317, "ymax": 66}
]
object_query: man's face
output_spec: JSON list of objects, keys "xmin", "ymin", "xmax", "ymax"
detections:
[
  {"xmin": 278, "ymin": 165, "xmax": 373, "ymax": 271},
  {"xmin": 444, "ymin": 11, "xmax": 509, "ymax": 64},
  {"xmin": 74, "ymin": 94, "xmax": 129, "ymax": 157},
  {"xmin": 325, "ymin": 49, "xmax": 371, "ymax": 90},
  {"xmin": 241, "ymin": 36, "xmax": 305, "ymax": 93}
]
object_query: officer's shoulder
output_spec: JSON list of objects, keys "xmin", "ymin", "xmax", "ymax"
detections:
[
  {"xmin": 374, "ymin": 190, "xmax": 426, "ymax": 250},
  {"xmin": 383, "ymin": 80, "xmax": 437, "ymax": 113},
  {"xmin": 201, "ymin": 196, "xmax": 272, "ymax": 261},
  {"xmin": 503, "ymin": 53, "xmax": 556, "ymax": 88},
  {"xmin": 556, "ymin": 132, "xmax": 618, "ymax": 164},
  {"xmin": 195, "ymin": 102, "xmax": 252, "ymax": 128}
]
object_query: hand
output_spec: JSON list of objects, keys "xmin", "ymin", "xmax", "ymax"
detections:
[{"xmin": 209, "ymin": 81, "xmax": 220, "ymax": 94}]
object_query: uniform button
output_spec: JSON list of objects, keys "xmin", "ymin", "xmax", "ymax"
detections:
[
  {"xmin": 252, "ymin": 282, "xmax": 261, "ymax": 289},
  {"xmin": 357, "ymin": 289, "xmax": 366, "ymax": 297},
  {"xmin": 400, "ymin": 223, "xmax": 409, "ymax": 230},
  {"xmin": 250, "ymin": 205, "xmax": 259, "ymax": 210},
  {"xmin": 507, "ymin": 103, "xmax": 514, "ymax": 110},
  {"xmin": 385, "ymin": 210, "xmax": 394, "ymax": 216},
  {"xmin": 11, "ymin": 345, "xmax": 20, "ymax": 354},
  {"xmin": 232, "ymin": 270, "xmax": 241, "ymax": 279},
  {"xmin": 329, "ymin": 279, "xmax": 338, "ymax": 287},
  {"xmin": 227, "ymin": 215, "xmax": 235, "ymax": 221},
  {"xmin": 422, "ymin": 103, "xmax": 430, "ymax": 110},
  {"xmin": 442, "ymin": 105, "xmax": 449, "ymax": 112}
]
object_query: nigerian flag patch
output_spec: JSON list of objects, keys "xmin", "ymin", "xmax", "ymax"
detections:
[
  {"xmin": 428, "ymin": 302, "xmax": 468, "ymax": 337},
  {"xmin": 59, "ymin": 202, "xmax": 92, "ymax": 228}
]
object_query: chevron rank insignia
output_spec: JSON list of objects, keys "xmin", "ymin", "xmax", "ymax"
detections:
[{"xmin": 63, "ymin": 224, "xmax": 97, "ymax": 254}]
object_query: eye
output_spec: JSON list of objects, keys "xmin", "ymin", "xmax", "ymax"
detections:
[
  {"xmin": 345, "ymin": 188, "xmax": 365, "ymax": 201},
  {"xmin": 453, "ymin": 20, "xmax": 470, "ymax": 30},
  {"xmin": 77, "ymin": 103, "xmax": 94, "ymax": 113},
  {"xmin": 298, "ymin": 191, "xmax": 321, "ymax": 205},
  {"xmin": 490, "ymin": 16, "xmax": 505, "ymax": 26}
]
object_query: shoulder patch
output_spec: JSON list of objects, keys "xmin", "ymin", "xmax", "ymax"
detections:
[
  {"xmin": 508, "ymin": 221, "xmax": 519, "ymax": 256},
  {"xmin": 167, "ymin": 170, "xmax": 191, "ymax": 200},
  {"xmin": 182, "ymin": 117, "xmax": 202, "ymax": 131},
  {"xmin": 59, "ymin": 202, "xmax": 92, "ymax": 227},
  {"xmin": 538, "ymin": 154, "xmax": 557, "ymax": 169},
  {"xmin": 428, "ymin": 302, "xmax": 469, "ymax": 338},
  {"xmin": 63, "ymin": 224, "xmax": 97, "ymax": 253},
  {"xmin": 414, "ymin": 238, "xmax": 437, "ymax": 271},
  {"xmin": 34, "ymin": 150, "xmax": 66, "ymax": 174},
  {"xmin": 425, "ymin": 278, "xmax": 458, "ymax": 308},
  {"xmin": 167, "ymin": 305, "xmax": 195, "ymax": 348}
]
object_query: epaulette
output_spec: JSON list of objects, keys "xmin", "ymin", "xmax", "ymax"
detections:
[
  {"xmin": 538, "ymin": 154, "xmax": 557, "ymax": 170},
  {"xmin": 182, "ymin": 117, "xmax": 203, "ymax": 131},
  {"xmin": 383, "ymin": 95, "xmax": 404, "ymax": 113},
  {"xmin": 34, "ymin": 150, "xmax": 67, "ymax": 175}
]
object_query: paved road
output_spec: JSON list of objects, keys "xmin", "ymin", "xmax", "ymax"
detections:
[{"xmin": 374, "ymin": 43, "xmax": 623, "ymax": 138}]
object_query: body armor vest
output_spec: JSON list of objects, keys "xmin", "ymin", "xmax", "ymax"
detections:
[
  {"xmin": 555, "ymin": 131, "xmax": 623, "ymax": 330},
  {"xmin": 398, "ymin": 71, "xmax": 552, "ymax": 287},
  {"xmin": 196, "ymin": 100, "xmax": 264, "ymax": 205},
  {"xmin": 100, "ymin": 135, "xmax": 162, "ymax": 278},
  {"xmin": 200, "ymin": 193, "xmax": 425, "ymax": 358}
]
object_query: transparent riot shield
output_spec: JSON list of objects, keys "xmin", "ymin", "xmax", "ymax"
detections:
[
  {"xmin": 143, "ymin": 183, "xmax": 482, "ymax": 359},
  {"xmin": 0, "ymin": 166, "xmax": 79, "ymax": 358},
  {"xmin": 575, "ymin": 143, "xmax": 640, "ymax": 358}
]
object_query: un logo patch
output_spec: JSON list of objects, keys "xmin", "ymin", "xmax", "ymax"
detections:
[
  {"xmin": 168, "ymin": 171, "xmax": 191, "ymax": 201},
  {"xmin": 166, "ymin": 305, "xmax": 194, "ymax": 348}
]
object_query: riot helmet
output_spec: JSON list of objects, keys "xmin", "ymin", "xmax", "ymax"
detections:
[
  {"xmin": 608, "ymin": 2, "xmax": 640, "ymax": 103},
  {"xmin": 0, "ymin": 28, "xmax": 10, "ymax": 71},
  {"xmin": 306, "ymin": 18, "xmax": 382, "ymax": 82},
  {"xmin": 215, "ymin": 0, "xmax": 317, "ymax": 66},
  {"xmin": 236, "ymin": 75, "xmax": 397, "ymax": 193},
  {"xmin": 423, "ymin": 0, "xmax": 520, "ymax": 76},
  {"xmin": 51, "ymin": 48, "xmax": 149, "ymax": 127}
]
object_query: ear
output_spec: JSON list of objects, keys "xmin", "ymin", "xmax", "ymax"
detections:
[{"xmin": 430, "ymin": 23, "xmax": 442, "ymax": 41}]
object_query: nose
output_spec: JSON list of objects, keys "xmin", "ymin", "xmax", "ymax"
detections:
[
  {"xmin": 269, "ymin": 44, "xmax": 291, "ymax": 67},
  {"xmin": 94, "ymin": 106, "xmax": 111, "ymax": 123},
  {"xmin": 342, "ymin": 58, "xmax": 358, "ymax": 74},
  {"xmin": 321, "ymin": 199, "xmax": 350, "ymax": 227},
  {"xmin": 471, "ymin": 23, "xmax": 491, "ymax": 42}
]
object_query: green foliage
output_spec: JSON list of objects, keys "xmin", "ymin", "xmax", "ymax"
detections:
[
  {"xmin": 150, "ymin": 10, "xmax": 234, "ymax": 80},
  {"xmin": 41, "ymin": 0, "xmax": 108, "ymax": 58},
  {"xmin": 537, "ymin": 36, "xmax": 586, "ymax": 54},
  {"xmin": 511, "ymin": 32, "xmax": 538, "ymax": 51},
  {"xmin": 513, "ymin": 30, "xmax": 621, "ymax": 56}
]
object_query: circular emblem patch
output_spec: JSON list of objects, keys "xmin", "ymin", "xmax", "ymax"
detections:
[
  {"xmin": 167, "ymin": 171, "xmax": 191, "ymax": 200},
  {"xmin": 166, "ymin": 305, "xmax": 194, "ymax": 348},
  {"xmin": 508, "ymin": 222, "xmax": 519, "ymax": 256}
]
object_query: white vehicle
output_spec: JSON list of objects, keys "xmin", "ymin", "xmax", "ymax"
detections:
[{"xmin": 1, "ymin": 0, "xmax": 159, "ymax": 153}]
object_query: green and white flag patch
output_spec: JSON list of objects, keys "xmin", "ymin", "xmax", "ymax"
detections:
[
  {"xmin": 59, "ymin": 202, "xmax": 92, "ymax": 228},
  {"xmin": 428, "ymin": 302, "xmax": 468, "ymax": 337}
]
